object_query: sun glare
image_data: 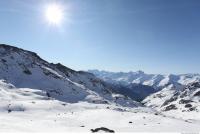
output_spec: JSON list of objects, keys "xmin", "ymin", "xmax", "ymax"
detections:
[{"xmin": 45, "ymin": 3, "xmax": 64, "ymax": 25}]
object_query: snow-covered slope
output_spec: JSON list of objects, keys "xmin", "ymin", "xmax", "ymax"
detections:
[
  {"xmin": 0, "ymin": 80, "xmax": 200, "ymax": 132},
  {"xmin": 143, "ymin": 82, "xmax": 200, "ymax": 120},
  {"xmin": 0, "ymin": 44, "xmax": 200, "ymax": 132},
  {"xmin": 89, "ymin": 70, "xmax": 200, "ymax": 121},
  {"xmin": 0, "ymin": 44, "xmax": 138, "ymax": 107}
]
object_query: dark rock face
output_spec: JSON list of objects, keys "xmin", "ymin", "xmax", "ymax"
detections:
[
  {"xmin": 162, "ymin": 96, "xmax": 178, "ymax": 107},
  {"xmin": 179, "ymin": 99, "xmax": 193, "ymax": 104},
  {"xmin": 185, "ymin": 104, "xmax": 193, "ymax": 108},
  {"xmin": 180, "ymin": 91, "xmax": 188, "ymax": 98},
  {"xmin": 194, "ymin": 91, "xmax": 200, "ymax": 96},
  {"xmin": 1, "ymin": 59, "xmax": 7, "ymax": 63},
  {"xmin": 164, "ymin": 104, "xmax": 177, "ymax": 111},
  {"xmin": 51, "ymin": 63, "xmax": 76, "ymax": 77},
  {"xmin": 185, "ymin": 82, "xmax": 200, "ymax": 91},
  {"xmin": 23, "ymin": 69, "xmax": 32, "ymax": 75},
  {"xmin": 0, "ymin": 44, "xmax": 47, "ymax": 63},
  {"xmin": 91, "ymin": 127, "xmax": 115, "ymax": 133},
  {"xmin": 188, "ymin": 107, "xmax": 196, "ymax": 111},
  {"xmin": 190, "ymin": 82, "xmax": 200, "ymax": 88}
]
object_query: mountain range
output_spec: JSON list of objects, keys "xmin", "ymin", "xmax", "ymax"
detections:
[
  {"xmin": 89, "ymin": 70, "xmax": 200, "ymax": 89},
  {"xmin": 0, "ymin": 44, "xmax": 138, "ymax": 107},
  {"xmin": 89, "ymin": 69, "xmax": 200, "ymax": 117},
  {"xmin": 0, "ymin": 44, "xmax": 199, "ymax": 132}
]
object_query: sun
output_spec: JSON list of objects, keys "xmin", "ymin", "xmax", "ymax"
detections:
[{"xmin": 45, "ymin": 3, "xmax": 64, "ymax": 25}]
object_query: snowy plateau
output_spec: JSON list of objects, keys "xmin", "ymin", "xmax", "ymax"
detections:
[{"xmin": 0, "ymin": 44, "xmax": 199, "ymax": 133}]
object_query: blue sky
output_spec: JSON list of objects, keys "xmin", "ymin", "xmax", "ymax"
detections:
[{"xmin": 0, "ymin": 0, "xmax": 200, "ymax": 74}]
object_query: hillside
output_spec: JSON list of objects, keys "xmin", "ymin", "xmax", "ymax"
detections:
[
  {"xmin": 0, "ymin": 44, "xmax": 138, "ymax": 107},
  {"xmin": 0, "ymin": 44, "xmax": 199, "ymax": 132}
]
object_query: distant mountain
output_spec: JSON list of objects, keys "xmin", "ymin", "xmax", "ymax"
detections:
[
  {"xmin": 88, "ymin": 70, "xmax": 200, "ymax": 114},
  {"xmin": 0, "ymin": 44, "xmax": 199, "ymax": 116},
  {"xmin": 88, "ymin": 70, "xmax": 200, "ymax": 89},
  {"xmin": 103, "ymin": 82, "xmax": 156, "ymax": 101},
  {"xmin": 0, "ymin": 44, "xmax": 200, "ymax": 132},
  {"xmin": 89, "ymin": 70, "xmax": 200, "ymax": 99},
  {"xmin": 0, "ymin": 44, "xmax": 139, "ymax": 107}
]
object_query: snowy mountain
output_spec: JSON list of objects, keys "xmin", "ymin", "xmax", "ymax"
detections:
[
  {"xmin": 0, "ymin": 44, "xmax": 200, "ymax": 132},
  {"xmin": 89, "ymin": 70, "xmax": 200, "ymax": 118},
  {"xmin": 1, "ymin": 79, "xmax": 200, "ymax": 132},
  {"xmin": 0, "ymin": 44, "xmax": 139, "ymax": 107},
  {"xmin": 88, "ymin": 70, "xmax": 200, "ymax": 100},
  {"xmin": 143, "ymin": 82, "xmax": 200, "ymax": 120},
  {"xmin": 89, "ymin": 70, "xmax": 200, "ymax": 89}
]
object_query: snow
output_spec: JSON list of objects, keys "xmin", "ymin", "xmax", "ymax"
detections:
[
  {"xmin": 0, "ymin": 44, "xmax": 138, "ymax": 107},
  {"xmin": 143, "ymin": 85, "xmax": 176, "ymax": 108},
  {"xmin": 0, "ymin": 80, "xmax": 199, "ymax": 132},
  {"xmin": 0, "ymin": 45, "xmax": 200, "ymax": 132},
  {"xmin": 143, "ymin": 83, "xmax": 200, "ymax": 121}
]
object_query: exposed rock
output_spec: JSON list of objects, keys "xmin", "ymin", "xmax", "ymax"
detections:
[
  {"xmin": 180, "ymin": 91, "xmax": 187, "ymax": 98},
  {"xmin": 1, "ymin": 59, "xmax": 7, "ymax": 63},
  {"xmin": 188, "ymin": 107, "xmax": 196, "ymax": 111},
  {"xmin": 179, "ymin": 99, "xmax": 193, "ymax": 104},
  {"xmin": 190, "ymin": 82, "xmax": 200, "ymax": 88},
  {"xmin": 194, "ymin": 91, "xmax": 200, "ymax": 96},
  {"xmin": 185, "ymin": 104, "xmax": 192, "ymax": 108},
  {"xmin": 162, "ymin": 96, "xmax": 178, "ymax": 107},
  {"xmin": 23, "ymin": 69, "xmax": 32, "ymax": 75},
  {"xmin": 154, "ymin": 113, "xmax": 159, "ymax": 115},
  {"xmin": 164, "ymin": 104, "xmax": 177, "ymax": 111},
  {"xmin": 91, "ymin": 127, "xmax": 115, "ymax": 133}
]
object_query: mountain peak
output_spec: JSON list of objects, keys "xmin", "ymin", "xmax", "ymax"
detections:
[
  {"xmin": 0, "ymin": 44, "xmax": 30, "ymax": 54},
  {"xmin": 134, "ymin": 70, "xmax": 145, "ymax": 74},
  {"xmin": 0, "ymin": 44, "xmax": 45, "ymax": 63},
  {"xmin": 0, "ymin": 44, "xmax": 139, "ymax": 107},
  {"xmin": 89, "ymin": 70, "xmax": 200, "ymax": 89}
]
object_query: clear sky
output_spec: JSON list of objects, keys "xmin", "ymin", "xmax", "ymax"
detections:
[{"xmin": 0, "ymin": 0, "xmax": 200, "ymax": 74}]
